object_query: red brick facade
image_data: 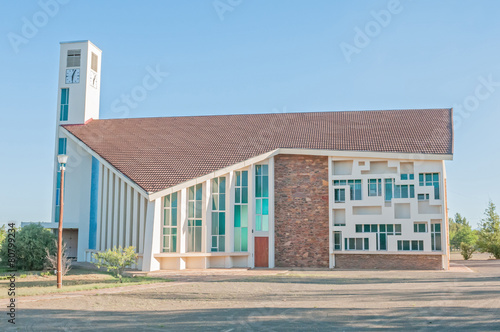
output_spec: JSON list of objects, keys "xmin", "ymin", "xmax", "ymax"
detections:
[
  {"xmin": 334, "ymin": 254, "xmax": 443, "ymax": 270},
  {"xmin": 274, "ymin": 155, "xmax": 330, "ymax": 267}
]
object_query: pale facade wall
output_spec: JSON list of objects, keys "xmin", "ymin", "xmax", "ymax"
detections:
[{"xmin": 329, "ymin": 157, "xmax": 448, "ymax": 269}]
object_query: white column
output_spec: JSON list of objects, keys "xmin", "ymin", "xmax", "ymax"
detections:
[
  {"xmin": 204, "ymin": 180, "xmax": 211, "ymax": 253},
  {"xmin": 125, "ymin": 185, "xmax": 132, "ymax": 247},
  {"xmin": 179, "ymin": 188, "xmax": 187, "ymax": 269},
  {"xmin": 227, "ymin": 171, "xmax": 235, "ymax": 253},
  {"xmin": 142, "ymin": 198, "xmax": 161, "ymax": 271},
  {"xmin": 139, "ymin": 196, "xmax": 146, "ymax": 253},
  {"xmin": 118, "ymin": 180, "xmax": 126, "ymax": 248},
  {"xmin": 112, "ymin": 175, "xmax": 120, "ymax": 247},
  {"xmin": 106, "ymin": 171, "xmax": 114, "ymax": 249},
  {"xmin": 248, "ymin": 164, "xmax": 255, "ymax": 268},
  {"xmin": 268, "ymin": 157, "xmax": 275, "ymax": 268},
  {"xmin": 96, "ymin": 164, "xmax": 104, "ymax": 251},
  {"xmin": 328, "ymin": 157, "xmax": 334, "ymax": 268},
  {"xmin": 132, "ymin": 190, "xmax": 139, "ymax": 249}
]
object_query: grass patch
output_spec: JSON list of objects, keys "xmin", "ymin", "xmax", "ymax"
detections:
[{"xmin": 0, "ymin": 268, "xmax": 171, "ymax": 298}]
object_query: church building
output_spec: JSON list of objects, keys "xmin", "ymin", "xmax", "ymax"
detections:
[{"xmin": 43, "ymin": 41, "xmax": 454, "ymax": 271}]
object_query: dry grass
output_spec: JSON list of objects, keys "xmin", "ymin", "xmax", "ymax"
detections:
[{"xmin": 0, "ymin": 268, "xmax": 170, "ymax": 298}]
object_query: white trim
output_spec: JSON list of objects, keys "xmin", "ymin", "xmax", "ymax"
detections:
[
  {"xmin": 118, "ymin": 179, "xmax": 126, "ymax": 247},
  {"xmin": 277, "ymin": 148, "xmax": 453, "ymax": 161},
  {"xmin": 95, "ymin": 163, "xmax": 103, "ymax": 251},
  {"xmin": 112, "ymin": 175, "xmax": 120, "ymax": 247},
  {"xmin": 149, "ymin": 150, "xmax": 279, "ymax": 200}
]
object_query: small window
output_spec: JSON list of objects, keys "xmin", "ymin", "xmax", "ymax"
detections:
[
  {"xmin": 431, "ymin": 222, "xmax": 442, "ymax": 251},
  {"xmin": 345, "ymin": 237, "xmax": 369, "ymax": 250},
  {"xmin": 334, "ymin": 188, "xmax": 345, "ymax": 203},
  {"xmin": 67, "ymin": 49, "xmax": 81, "ymax": 67},
  {"xmin": 348, "ymin": 180, "xmax": 362, "ymax": 200},
  {"xmin": 419, "ymin": 173, "xmax": 440, "ymax": 200},
  {"xmin": 398, "ymin": 240, "xmax": 423, "ymax": 251},
  {"xmin": 400, "ymin": 174, "xmax": 415, "ymax": 180},
  {"xmin": 91, "ymin": 52, "xmax": 98, "ymax": 72},
  {"xmin": 414, "ymin": 222, "xmax": 427, "ymax": 233},
  {"xmin": 58, "ymin": 138, "xmax": 67, "ymax": 155},
  {"xmin": 368, "ymin": 179, "xmax": 382, "ymax": 197}
]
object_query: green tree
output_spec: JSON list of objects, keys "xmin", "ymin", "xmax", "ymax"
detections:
[
  {"xmin": 0, "ymin": 225, "xmax": 6, "ymax": 247},
  {"xmin": 93, "ymin": 246, "xmax": 137, "ymax": 283},
  {"xmin": 477, "ymin": 201, "xmax": 500, "ymax": 259},
  {"xmin": 449, "ymin": 213, "xmax": 473, "ymax": 250},
  {"xmin": 0, "ymin": 223, "xmax": 57, "ymax": 270}
]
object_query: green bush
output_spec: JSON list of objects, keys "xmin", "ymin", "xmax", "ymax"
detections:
[
  {"xmin": 477, "ymin": 201, "xmax": 500, "ymax": 259},
  {"xmin": 0, "ymin": 223, "xmax": 57, "ymax": 271},
  {"xmin": 460, "ymin": 242, "xmax": 475, "ymax": 260},
  {"xmin": 93, "ymin": 246, "xmax": 137, "ymax": 283}
]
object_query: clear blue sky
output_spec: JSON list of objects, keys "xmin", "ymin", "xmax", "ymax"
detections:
[{"xmin": 1, "ymin": 0, "xmax": 499, "ymax": 228}]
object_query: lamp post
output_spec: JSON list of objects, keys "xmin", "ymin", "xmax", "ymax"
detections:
[{"xmin": 57, "ymin": 154, "xmax": 68, "ymax": 289}]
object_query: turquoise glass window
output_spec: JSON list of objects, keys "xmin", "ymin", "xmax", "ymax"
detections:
[
  {"xmin": 188, "ymin": 184, "xmax": 203, "ymax": 252},
  {"xmin": 162, "ymin": 192, "xmax": 178, "ymax": 252},
  {"xmin": 255, "ymin": 165, "xmax": 269, "ymax": 231},
  {"xmin": 60, "ymin": 88, "xmax": 69, "ymax": 121},
  {"xmin": 234, "ymin": 171, "xmax": 249, "ymax": 252},
  {"xmin": 211, "ymin": 177, "xmax": 226, "ymax": 252},
  {"xmin": 58, "ymin": 138, "xmax": 67, "ymax": 155}
]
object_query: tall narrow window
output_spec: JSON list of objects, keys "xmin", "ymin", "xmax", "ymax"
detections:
[
  {"xmin": 187, "ymin": 184, "xmax": 203, "ymax": 252},
  {"xmin": 419, "ymin": 173, "xmax": 440, "ymax": 199},
  {"xmin": 234, "ymin": 170, "xmax": 248, "ymax": 252},
  {"xmin": 162, "ymin": 193, "xmax": 178, "ymax": 253},
  {"xmin": 348, "ymin": 180, "xmax": 362, "ymax": 200},
  {"xmin": 58, "ymin": 138, "xmax": 67, "ymax": 155},
  {"xmin": 60, "ymin": 88, "xmax": 69, "ymax": 121},
  {"xmin": 255, "ymin": 165, "xmax": 269, "ymax": 231},
  {"xmin": 431, "ymin": 222, "xmax": 442, "ymax": 251},
  {"xmin": 211, "ymin": 177, "xmax": 226, "ymax": 252},
  {"xmin": 333, "ymin": 231, "xmax": 342, "ymax": 250},
  {"xmin": 67, "ymin": 49, "xmax": 81, "ymax": 67},
  {"xmin": 55, "ymin": 168, "xmax": 65, "ymax": 223}
]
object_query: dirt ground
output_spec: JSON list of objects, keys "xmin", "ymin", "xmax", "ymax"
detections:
[{"xmin": 3, "ymin": 260, "xmax": 500, "ymax": 331}]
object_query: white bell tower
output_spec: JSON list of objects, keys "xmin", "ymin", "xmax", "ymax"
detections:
[{"xmin": 52, "ymin": 40, "xmax": 102, "ymax": 225}]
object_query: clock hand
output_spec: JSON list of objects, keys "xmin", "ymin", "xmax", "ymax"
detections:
[{"xmin": 72, "ymin": 70, "xmax": 76, "ymax": 81}]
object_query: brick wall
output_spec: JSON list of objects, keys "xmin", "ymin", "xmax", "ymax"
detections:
[
  {"xmin": 274, "ymin": 154, "xmax": 329, "ymax": 267},
  {"xmin": 334, "ymin": 254, "xmax": 443, "ymax": 270}
]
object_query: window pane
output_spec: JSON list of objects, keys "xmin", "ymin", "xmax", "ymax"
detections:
[
  {"xmin": 256, "ymin": 177, "xmax": 262, "ymax": 197},
  {"xmin": 234, "ymin": 205, "xmax": 241, "ymax": 227},
  {"xmin": 403, "ymin": 241, "xmax": 410, "ymax": 250},
  {"xmin": 242, "ymin": 171, "xmax": 248, "ymax": 186},
  {"xmin": 356, "ymin": 225, "xmax": 362, "ymax": 232},
  {"xmin": 364, "ymin": 238, "xmax": 369, "ymax": 250},
  {"xmin": 387, "ymin": 224, "xmax": 394, "ymax": 233},
  {"xmin": 262, "ymin": 215, "xmax": 269, "ymax": 231},
  {"xmin": 371, "ymin": 225, "xmax": 377, "ymax": 233},
  {"xmin": 256, "ymin": 199, "xmax": 262, "ymax": 214},
  {"xmin": 235, "ymin": 188, "xmax": 241, "ymax": 204},
  {"xmin": 262, "ymin": 199, "xmax": 269, "ymax": 215},
  {"xmin": 349, "ymin": 238, "xmax": 355, "ymax": 249},
  {"xmin": 236, "ymin": 172, "xmax": 241, "ymax": 186},
  {"xmin": 241, "ymin": 205, "xmax": 248, "ymax": 227},
  {"xmin": 363, "ymin": 224, "xmax": 370, "ymax": 233},
  {"xmin": 380, "ymin": 234, "xmax": 387, "ymax": 250},
  {"xmin": 212, "ymin": 178, "xmax": 218, "ymax": 194},
  {"xmin": 356, "ymin": 238, "xmax": 362, "ymax": 249},
  {"xmin": 263, "ymin": 176, "xmax": 269, "ymax": 197},
  {"xmin": 219, "ymin": 213, "xmax": 225, "ymax": 235},
  {"xmin": 196, "ymin": 184, "xmax": 203, "ymax": 200},
  {"xmin": 212, "ymin": 195, "xmax": 218, "ymax": 210},
  {"xmin": 219, "ymin": 177, "xmax": 226, "ymax": 193},
  {"xmin": 234, "ymin": 229, "xmax": 241, "ymax": 251},
  {"xmin": 242, "ymin": 187, "xmax": 248, "ymax": 204},
  {"xmin": 241, "ymin": 228, "xmax": 248, "ymax": 251},
  {"xmin": 219, "ymin": 236, "xmax": 225, "ymax": 252},
  {"xmin": 256, "ymin": 215, "xmax": 262, "ymax": 231},
  {"xmin": 219, "ymin": 194, "xmax": 226, "ymax": 210},
  {"xmin": 196, "ymin": 202, "xmax": 202, "ymax": 219}
]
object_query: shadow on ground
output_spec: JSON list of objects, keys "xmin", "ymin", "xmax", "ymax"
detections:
[{"xmin": 7, "ymin": 306, "xmax": 500, "ymax": 331}]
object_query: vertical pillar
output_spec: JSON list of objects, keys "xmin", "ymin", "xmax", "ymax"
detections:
[
  {"xmin": 248, "ymin": 164, "xmax": 255, "ymax": 268},
  {"xmin": 139, "ymin": 196, "xmax": 146, "ymax": 254},
  {"xmin": 328, "ymin": 157, "xmax": 334, "ymax": 268},
  {"xmin": 227, "ymin": 171, "xmax": 235, "ymax": 254},
  {"xmin": 112, "ymin": 175, "xmax": 120, "ymax": 247},
  {"xmin": 142, "ymin": 198, "xmax": 161, "ymax": 272},
  {"xmin": 118, "ymin": 180, "xmax": 126, "ymax": 247},
  {"xmin": 204, "ymin": 180, "xmax": 211, "ymax": 253},
  {"xmin": 132, "ymin": 190, "xmax": 139, "ymax": 249},
  {"xmin": 125, "ymin": 185, "xmax": 132, "ymax": 247},
  {"xmin": 96, "ymin": 164, "xmax": 104, "ymax": 251},
  {"xmin": 106, "ymin": 172, "xmax": 113, "ymax": 250},
  {"xmin": 179, "ymin": 188, "xmax": 187, "ymax": 269},
  {"xmin": 268, "ymin": 157, "xmax": 275, "ymax": 268}
]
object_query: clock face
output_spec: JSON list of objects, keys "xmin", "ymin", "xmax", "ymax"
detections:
[
  {"xmin": 65, "ymin": 68, "xmax": 80, "ymax": 84},
  {"xmin": 89, "ymin": 71, "xmax": 98, "ymax": 89}
]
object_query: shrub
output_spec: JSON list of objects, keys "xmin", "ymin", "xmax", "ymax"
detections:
[
  {"xmin": 460, "ymin": 242, "xmax": 475, "ymax": 260},
  {"xmin": 45, "ymin": 241, "xmax": 72, "ymax": 276},
  {"xmin": 477, "ymin": 201, "xmax": 500, "ymax": 259},
  {"xmin": 93, "ymin": 246, "xmax": 137, "ymax": 283},
  {"xmin": 0, "ymin": 223, "xmax": 57, "ymax": 270}
]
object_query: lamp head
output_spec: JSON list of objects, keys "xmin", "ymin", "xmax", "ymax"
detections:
[{"xmin": 57, "ymin": 154, "xmax": 68, "ymax": 167}]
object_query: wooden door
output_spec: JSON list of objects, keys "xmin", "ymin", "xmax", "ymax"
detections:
[{"xmin": 254, "ymin": 237, "xmax": 269, "ymax": 267}]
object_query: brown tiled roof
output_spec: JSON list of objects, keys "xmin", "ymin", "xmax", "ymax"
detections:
[{"xmin": 63, "ymin": 109, "xmax": 453, "ymax": 193}]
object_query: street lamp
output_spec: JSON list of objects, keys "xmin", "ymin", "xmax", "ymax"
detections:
[{"xmin": 56, "ymin": 154, "xmax": 68, "ymax": 289}]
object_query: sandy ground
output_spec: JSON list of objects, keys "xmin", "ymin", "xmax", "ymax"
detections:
[{"xmin": 2, "ymin": 260, "xmax": 500, "ymax": 331}]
